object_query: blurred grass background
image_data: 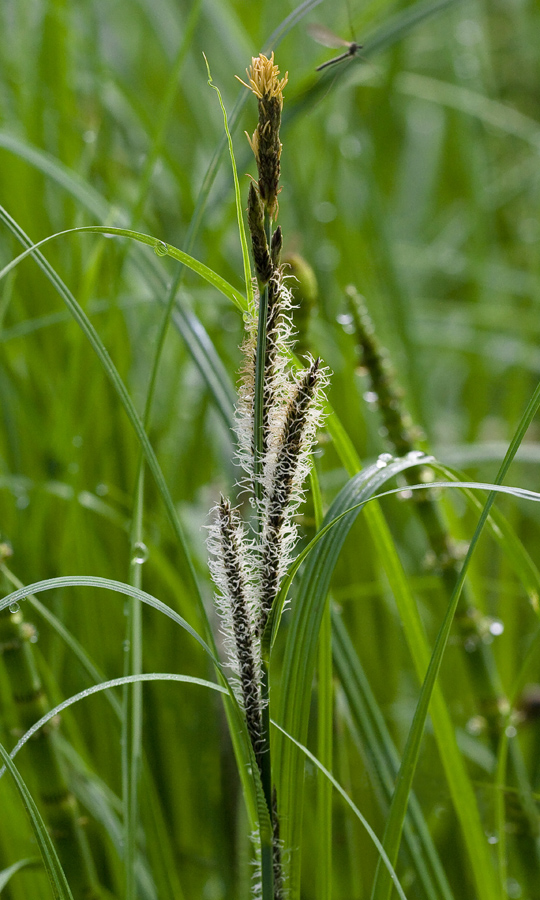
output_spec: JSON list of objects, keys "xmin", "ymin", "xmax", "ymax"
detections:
[{"xmin": 1, "ymin": 0, "xmax": 540, "ymax": 898}]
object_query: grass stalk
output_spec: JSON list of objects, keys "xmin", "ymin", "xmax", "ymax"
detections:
[
  {"xmin": 0, "ymin": 551, "xmax": 101, "ymax": 899},
  {"xmin": 347, "ymin": 285, "xmax": 540, "ymax": 861}
]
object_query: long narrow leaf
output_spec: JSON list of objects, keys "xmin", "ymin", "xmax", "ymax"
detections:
[
  {"xmin": 371, "ymin": 379, "xmax": 540, "ymax": 900},
  {"xmin": 274, "ymin": 454, "xmax": 437, "ymax": 899},
  {"xmin": 0, "ymin": 742, "xmax": 74, "ymax": 900},
  {"xmin": 272, "ymin": 721, "xmax": 407, "ymax": 900},
  {"xmin": 0, "ymin": 224, "xmax": 247, "ymax": 312}
]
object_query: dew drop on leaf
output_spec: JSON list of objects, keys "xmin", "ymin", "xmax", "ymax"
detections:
[
  {"xmin": 154, "ymin": 240, "xmax": 168, "ymax": 257},
  {"xmin": 132, "ymin": 541, "xmax": 149, "ymax": 564}
]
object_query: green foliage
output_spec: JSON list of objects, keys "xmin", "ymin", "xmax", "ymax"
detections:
[{"xmin": 1, "ymin": 0, "xmax": 540, "ymax": 898}]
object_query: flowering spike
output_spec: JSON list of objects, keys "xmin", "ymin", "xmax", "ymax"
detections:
[
  {"xmin": 207, "ymin": 498, "xmax": 262, "ymax": 754},
  {"xmin": 208, "ymin": 55, "xmax": 329, "ymax": 900},
  {"xmin": 236, "ymin": 53, "xmax": 288, "ymax": 219},
  {"xmin": 235, "ymin": 270, "xmax": 296, "ymax": 493},
  {"xmin": 248, "ymin": 182, "xmax": 273, "ymax": 285},
  {"xmin": 256, "ymin": 357, "xmax": 327, "ymax": 636}
]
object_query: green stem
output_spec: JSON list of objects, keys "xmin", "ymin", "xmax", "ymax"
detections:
[
  {"xmin": 259, "ymin": 662, "xmax": 274, "ymax": 900},
  {"xmin": 123, "ymin": 466, "xmax": 145, "ymax": 900}
]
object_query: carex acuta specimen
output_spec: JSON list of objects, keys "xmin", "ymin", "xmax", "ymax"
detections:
[{"xmin": 208, "ymin": 53, "xmax": 328, "ymax": 900}]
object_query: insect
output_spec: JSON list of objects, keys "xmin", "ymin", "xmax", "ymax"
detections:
[{"xmin": 307, "ymin": 24, "xmax": 363, "ymax": 71}]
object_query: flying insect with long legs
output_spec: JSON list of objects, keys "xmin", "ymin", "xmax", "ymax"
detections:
[{"xmin": 307, "ymin": 23, "xmax": 363, "ymax": 71}]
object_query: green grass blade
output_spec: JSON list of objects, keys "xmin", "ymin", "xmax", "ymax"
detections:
[
  {"xmin": 0, "ymin": 133, "xmax": 239, "ymax": 430},
  {"xmin": 272, "ymin": 721, "xmax": 407, "ymax": 900},
  {"xmin": 0, "ymin": 742, "xmax": 74, "ymax": 900},
  {"xmin": 0, "ymin": 858, "xmax": 42, "ymax": 891},
  {"xmin": 1, "ymin": 565, "xmax": 123, "ymax": 719},
  {"xmin": 3, "ymin": 674, "xmax": 228, "ymax": 766},
  {"xmin": 398, "ymin": 73, "xmax": 540, "ymax": 147},
  {"xmin": 332, "ymin": 614, "xmax": 455, "ymax": 900},
  {"xmin": 204, "ymin": 56, "xmax": 254, "ymax": 313},
  {"xmin": 372, "ymin": 378, "xmax": 540, "ymax": 900},
  {"xmin": 263, "ymin": 455, "xmax": 435, "ymax": 657},
  {"xmin": 173, "ymin": 306, "xmax": 237, "ymax": 427},
  {"xmin": 274, "ymin": 455, "xmax": 436, "ymax": 899},
  {"xmin": 0, "ymin": 576, "xmax": 216, "ymax": 663},
  {"xmin": 0, "ymin": 132, "xmax": 108, "ymax": 219},
  {"xmin": 374, "ymin": 480, "xmax": 540, "ymax": 506},
  {"xmin": 0, "ymin": 207, "xmax": 207, "ymax": 632},
  {"xmin": 129, "ymin": 0, "xmax": 203, "ymax": 227},
  {"xmin": 0, "ymin": 224, "xmax": 248, "ymax": 312},
  {"xmin": 364, "ymin": 0, "xmax": 463, "ymax": 58},
  {"xmin": 367, "ymin": 502, "xmax": 499, "ymax": 900}
]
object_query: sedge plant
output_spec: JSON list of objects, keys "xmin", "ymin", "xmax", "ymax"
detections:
[
  {"xmin": 208, "ymin": 53, "xmax": 328, "ymax": 900},
  {"xmin": 1, "ymin": 5, "xmax": 540, "ymax": 900}
]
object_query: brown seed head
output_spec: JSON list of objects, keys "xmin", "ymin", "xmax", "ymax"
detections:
[{"xmin": 236, "ymin": 53, "xmax": 288, "ymax": 105}]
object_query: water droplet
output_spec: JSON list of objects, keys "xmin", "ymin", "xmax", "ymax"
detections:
[
  {"xmin": 15, "ymin": 495, "xmax": 29, "ymax": 510},
  {"xmin": 464, "ymin": 637, "xmax": 477, "ymax": 653},
  {"xmin": 72, "ymin": 435, "xmax": 83, "ymax": 448},
  {"xmin": 132, "ymin": 541, "xmax": 149, "ymax": 564},
  {"xmin": 378, "ymin": 452, "xmax": 393, "ymax": 463},
  {"xmin": 406, "ymin": 450, "xmax": 426, "ymax": 462},
  {"xmin": 489, "ymin": 619, "xmax": 504, "ymax": 636},
  {"xmin": 486, "ymin": 832, "xmax": 499, "ymax": 845},
  {"xmin": 336, "ymin": 313, "xmax": 353, "ymax": 326},
  {"xmin": 153, "ymin": 240, "xmax": 168, "ymax": 257},
  {"xmin": 30, "ymin": 631, "xmax": 39, "ymax": 644},
  {"xmin": 123, "ymin": 640, "xmax": 130, "ymax": 652},
  {"xmin": 95, "ymin": 483, "xmax": 108, "ymax": 496},
  {"xmin": 363, "ymin": 391, "xmax": 378, "ymax": 405},
  {"xmin": 9, "ymin": 602, "xmax": 20, "ymax": 614},
  {"xmin": 375, "ymin": 458, "xmax": 387, "ymax": 468},
  {"xmin": 505, "ymin": 724, "xmax": 517, "ymax": 738}
]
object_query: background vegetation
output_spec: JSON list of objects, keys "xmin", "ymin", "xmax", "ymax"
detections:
[{"xmin": 1, "ymin": 0, "xmax": 540, "ymax": 898}]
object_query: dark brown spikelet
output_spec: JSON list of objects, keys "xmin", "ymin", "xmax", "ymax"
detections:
[
  {"xmin": 270, "ymin": 225, "xmax": 283, "ymax": 268},
  {"xmin": 217, "ymin": 498, "xmax": 263, "ymax": 761},
  {"xmin": 248, "ymin": 182, "xmax": 273, "ymax": 285},
  {"xmin": 255, "ymin": 92, "xmax": 283, "ymax": 217}
]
